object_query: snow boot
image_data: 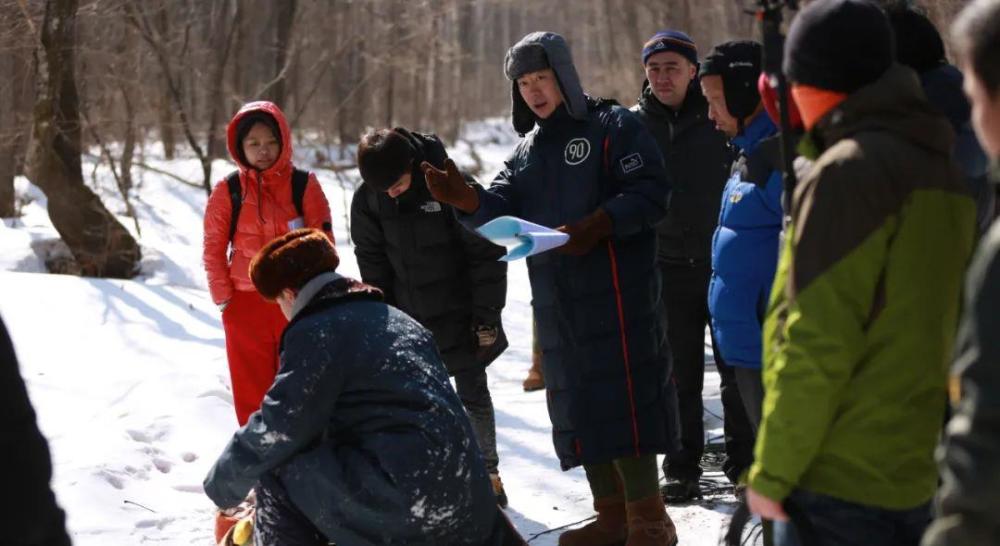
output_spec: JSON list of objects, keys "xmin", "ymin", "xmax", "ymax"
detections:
[
  {"xmin": 491, "ymin": 473, "xmax": 509, "ymax": 508},
  {"xmin": 522, "ymin": 350, "xmax": 545, "ymax": 392},
  {"xmin": 558, "ymin": 494, "xmax": 627, "ymax": 546},
  {"xmin": 624, "ymin": 495, "xmax": 678, "ymax": 546},
  {"xmin": 659, "ymin": 476, "xmax": 700, "ymax": 503}
]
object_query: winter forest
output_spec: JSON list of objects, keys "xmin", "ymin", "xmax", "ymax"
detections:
[{"xmin": 0, "ymin": 0, "xmax": 992, "ymax": 545}]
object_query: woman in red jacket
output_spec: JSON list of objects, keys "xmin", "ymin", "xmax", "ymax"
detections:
[{"xmin": 203, "ymin": 101, "xmax": 334, "ymax": 425}]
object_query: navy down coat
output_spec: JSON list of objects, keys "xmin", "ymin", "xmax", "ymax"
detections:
[
  {"xmin": 203, "ymin": 273, "xmax": 498, "ymax": 545},
  {"xmin": 461, "ymin": 33, "xmax": 674, "ymax": 470}
]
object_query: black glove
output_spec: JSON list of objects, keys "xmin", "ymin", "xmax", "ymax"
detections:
[
  {"xmin": 556, "ymin": 208, "xmax": 613, "ymax": 256},
  {"xmin": 474, "ymin": 324, "xmax": 499, "ymax": 347}
]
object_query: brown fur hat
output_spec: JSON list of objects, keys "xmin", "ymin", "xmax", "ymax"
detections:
[{"xmin": 250, "ymin": 228, "xmax": 340, "ymax": 299}]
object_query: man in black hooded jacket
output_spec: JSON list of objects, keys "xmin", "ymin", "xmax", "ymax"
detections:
[
  {"xmin": 350, "ymin": 127, "xmax": 510, "ymax": 507},
  {"xmin": 631, "ymin": 29, "xmax": 754, "ymax": 502}
]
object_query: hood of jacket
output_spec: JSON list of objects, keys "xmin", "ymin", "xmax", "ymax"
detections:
[
  {"xmin": 226, "ymin": 101, "xmax": 294, "ymax": 182},
  {"xmin": 802, "ymin": 64, "xmax": 955, "ymax": 160},
  {"xmin": 506, "ymin": 32, "xmax": 587, "ymax": 135},
  {"xmin": 918, "ymin": 63, "xmax": 971, "ymax": 134}
]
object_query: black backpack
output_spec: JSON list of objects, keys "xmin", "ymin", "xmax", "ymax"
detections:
[{"xmin": 226, "ymin": 168, "xmax": 310, "ymax": 243}]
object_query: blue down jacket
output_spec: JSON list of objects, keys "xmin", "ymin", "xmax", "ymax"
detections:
[{"xmin": 708, "ymin": 111, "xmax": 782, "ymax": 369}]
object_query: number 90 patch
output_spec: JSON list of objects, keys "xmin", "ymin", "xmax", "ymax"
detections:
[{"xmin": 564, "ymin": 138, "xmax": 591, "ymax": 165}]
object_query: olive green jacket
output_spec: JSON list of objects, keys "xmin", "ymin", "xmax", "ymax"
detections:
[{"xmin": 749, "ymin": 65, "xmax": 976, "ymax": 509}]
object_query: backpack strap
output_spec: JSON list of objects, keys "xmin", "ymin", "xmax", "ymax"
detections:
[
  {"xmin": 226, "ymin": 171, "xmax": 242, "ymax": 244},
  {"xmin": 291, "ymin": 168, "xmax": 309, "ymax": 218}
]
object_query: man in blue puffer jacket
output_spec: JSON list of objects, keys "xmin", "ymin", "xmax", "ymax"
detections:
[
  {"xmin": 701, "ymin": 41, "xmax": 782, "ymax": 436},
  {"xmin": 423, "ymin": 31, "xmax": 679, "ymax": 546}
]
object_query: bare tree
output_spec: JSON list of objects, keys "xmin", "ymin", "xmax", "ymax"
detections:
[{"xmin": 25, "ymin": 0, "xmax": 141, "ymax": 278}]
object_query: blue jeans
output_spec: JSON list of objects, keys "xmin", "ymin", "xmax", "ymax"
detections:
[{"xmin": 774, "ymin": 489, "xmax": 931, "ymax": 546}]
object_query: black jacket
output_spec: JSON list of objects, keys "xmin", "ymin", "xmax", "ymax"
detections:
[
  {"xmin": 204, "ymin": 274, "xmax": 499, "ymax": 545},
  {"xmin": 1, "ymin": 315, "xmax": 71, "ymax": 546},
  {"xmin": 924, "ymin": 218, "xmax": 1000, "ymax": 546},
  {"xmin": 632, "ymin": 81, "xmax": 734, "ymax": 263},
  {"xmin": 351, "ymin": 130, "xmax": 508, "ymax": 375},
  {"xmin": 461, "ymin": 96, "xmax": 674, "ymax": 469}
]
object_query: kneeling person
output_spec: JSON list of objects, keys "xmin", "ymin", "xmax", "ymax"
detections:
[{"xmin": 204, "ymin": 229, "xmax": 512, "ymax": 546}]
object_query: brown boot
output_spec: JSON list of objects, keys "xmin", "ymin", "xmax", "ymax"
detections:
[
  {"xmin": 522, "ymin": 351, "xmax": 545, "ymax": 392},
  {"xmin": 558, "ymin": 494, "xmax": 627, "ymax": 546},
  {"xmin": 624, "ymin": 495, "xmax": 678, "ymax": 546}
]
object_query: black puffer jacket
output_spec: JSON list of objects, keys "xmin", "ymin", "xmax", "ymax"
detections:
[
  {"xmin": 632, "ymin": 80, "xmax": 734, "ymax": 263},
  {"xmin": 351, "ymin": 130, "xmax": 508, "ymax": 375}
]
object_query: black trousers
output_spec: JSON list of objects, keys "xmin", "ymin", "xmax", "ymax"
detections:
[
  {"xmin": 254, "ymin": 472, "xmax": 522, "ymax": 546},
  {"xmin": 659, "ymin": 261, "xmax": 755, "ymax": 483},
  {"xmin": 733, "ymin": 366, "xmax": 764, "ymax": 434},
  {"xmin": 454, "ymin": 368, "xmax": 499, "ymax": 475}
]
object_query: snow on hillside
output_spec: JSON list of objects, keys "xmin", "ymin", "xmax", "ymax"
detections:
[{"xmin": 0, "ymin": 119, "xmax": 736, "ymax": 545}]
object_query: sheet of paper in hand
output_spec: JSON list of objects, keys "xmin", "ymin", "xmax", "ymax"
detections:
[{"xmin": 476, "ymin": 216, "xmax": 570, "ymax": 261}]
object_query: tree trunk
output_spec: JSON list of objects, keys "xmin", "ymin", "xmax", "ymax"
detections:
[
  {"xmin": 26, "ymin": 0, "xmax": 142, "ymax": 278},
  {"xmin": 206, "ymin": 0, "xmax": 240, "ymax": 168},
  {"xmin": 154, "ymin": 6, "xmax": 175, "ymax": 159},
  {"xmin": 0, "ymin": 15, "xmax": 15, "ymax": 217},
  {"xmin": 266, "ymin": 0, "xmax": 297, "ymax": 107}
]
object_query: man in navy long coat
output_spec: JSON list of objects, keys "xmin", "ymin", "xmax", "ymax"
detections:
[{"xmin": 424, "ymin": 31, "xmax": 679, "ymax": 546}]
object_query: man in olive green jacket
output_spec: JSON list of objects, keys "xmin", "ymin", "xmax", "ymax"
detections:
[{"xmin": 745, "ymin": 1, "xmax": 977, "ymax": 544}]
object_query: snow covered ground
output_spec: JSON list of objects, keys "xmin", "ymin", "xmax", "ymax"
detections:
[{"xmin": 0, "ymin": 119, "xmax": 738, "ymax": 545}]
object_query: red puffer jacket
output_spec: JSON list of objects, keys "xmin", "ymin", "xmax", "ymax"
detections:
[{"xmin": 203, "ymin": 101, "xmax": 334, "ymax": 305}]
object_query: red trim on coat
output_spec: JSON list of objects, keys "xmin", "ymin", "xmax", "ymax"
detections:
[
  {"xmin": 602, "ymin": 136, "xmax": 611, "ymax": 178},
  {"xmin": 607, "ymin": 240, "xmax": 642, "ymax": 458}
]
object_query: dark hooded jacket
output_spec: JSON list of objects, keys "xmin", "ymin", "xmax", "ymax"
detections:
[
  {"xmin": 632, "ymin": 80, "xmax": 734, "ymax": 263},
  {"xmin": 918, "ymin": 63, "xmax": 994, "ymax": 235},
  {"xmin": 204, "ymin": 274, "xmax": 499, "ymax": 545},
  {"xmin": 462, "ymin": 32, "xmax": 674, "ymax": 469},
  {"xmin": 924, "ymin": 217, "xmax": 1000, "ymax": 546},
  {"xmin": 2, "ymin": 315, "xmax": 71, "ymax": 546},
  {"xmin": 351, "ymin": 130, "xmax": 508, "ymax": 375}
]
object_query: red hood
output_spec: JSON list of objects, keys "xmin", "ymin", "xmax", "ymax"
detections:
[{"xmin": 226, "ymin": 101, "xmax": 294, "ymax": 176}]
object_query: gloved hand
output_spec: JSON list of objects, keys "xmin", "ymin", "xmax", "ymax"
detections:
[
  {"xmin": 421, "ymin": 158, "xmax": 480, "ymax": 213},
  {"xmin": 556, "ymin": 208, "xmax": 613, "ymax": 256},
  {"xmin": 474, "ymin": 324, "xmax": 499, "ymax": 347}
]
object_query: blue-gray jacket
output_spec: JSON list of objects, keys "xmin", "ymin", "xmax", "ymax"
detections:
[
  {"xmin": 460, "ymin": 98, "xmax": 673, "ymax": 469},
  {"xmin": 204, "ymin": 273, "xmax": 497, "ymax": 545}
]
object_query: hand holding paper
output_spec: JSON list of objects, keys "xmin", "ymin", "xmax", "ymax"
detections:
[
  {"xmin": 476, "ymin": 216, "xmax": 570, "ymax": 261},
  {"xmin": 555, "ymin": 209, "xmax": 612, "ymax": 256}
]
